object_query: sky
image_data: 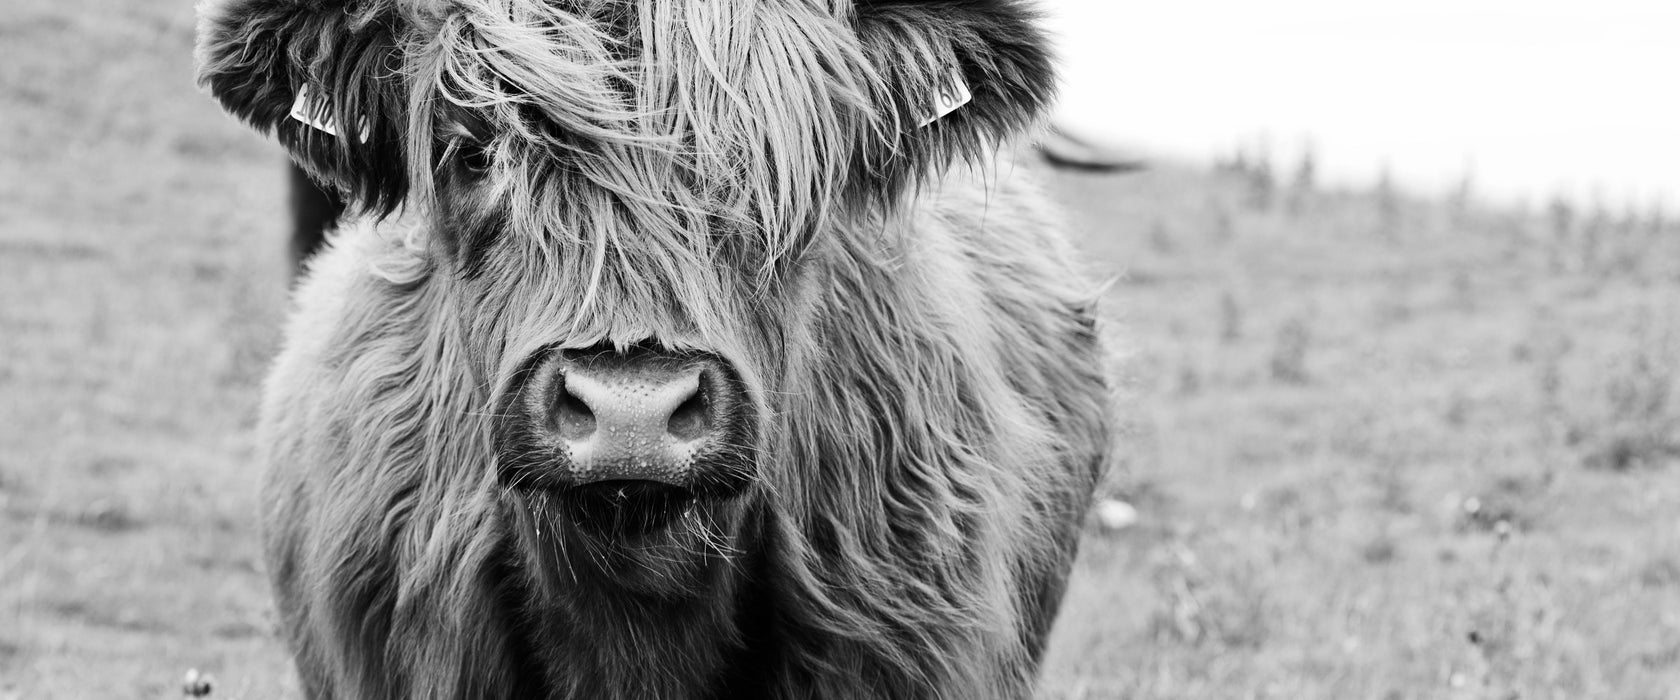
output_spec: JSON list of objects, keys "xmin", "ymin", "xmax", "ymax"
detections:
[{"xmin": 1040, "ymin": 0, "xmax": 1680, "ymax": 209}]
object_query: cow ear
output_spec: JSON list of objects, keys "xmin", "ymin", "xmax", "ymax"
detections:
[
  {"xmin": 196, "ymin": 0, "xmax": 409, "ymax": 215},
  {"xmin": 852, "ymin": 0, "xmax": 1055, "ymax": 177}
]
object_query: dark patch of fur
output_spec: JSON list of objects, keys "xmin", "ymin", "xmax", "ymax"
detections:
[
  {"xmin": 197, "ymin": 0, "xmax": 410, "ymax": 214},
  {"xmin": 287, "ymin": 162, "xmax": 344, "ymax": 274},
  {"xmin": 850, "ymin": 0, "xmax": 1057, "ymax": 198}
]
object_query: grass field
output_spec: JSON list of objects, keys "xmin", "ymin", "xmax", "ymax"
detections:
[{"xmin": 3, "ymin": 3, "xmax": 1678, "ymax": 699}]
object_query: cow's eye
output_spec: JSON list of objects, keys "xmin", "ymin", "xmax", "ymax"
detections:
[{"xmin": 457, "ymin": 142, "xmax": 493, "ymax": 175}]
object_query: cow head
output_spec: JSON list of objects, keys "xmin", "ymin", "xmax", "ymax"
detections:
[{"xmin": 198, "ymin": 0, "xmax": 1054, "ymax": 597}]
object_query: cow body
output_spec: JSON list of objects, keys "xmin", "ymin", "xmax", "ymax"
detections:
[{"xmin": 200, "ymin": 0, "xmax": 1113, "ymax": 697}]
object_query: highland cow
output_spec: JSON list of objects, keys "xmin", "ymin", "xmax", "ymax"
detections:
[{"xmin": 196, "ymin": 0, "xmax": 1113, "ymax": 697}]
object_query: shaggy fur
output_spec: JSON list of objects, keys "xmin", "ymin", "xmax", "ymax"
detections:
[{"xmin": 198, "ymin": 0, "xmax": 1113, "ymax": 697}]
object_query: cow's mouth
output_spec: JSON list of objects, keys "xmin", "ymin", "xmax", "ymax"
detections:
[
  {"xmin": 508, "ymin": 474, "xmax": 753, "ymax": 597},
  {"xmin": 558, "ymin": 480, "xmax": 698, "ymax": 538}
]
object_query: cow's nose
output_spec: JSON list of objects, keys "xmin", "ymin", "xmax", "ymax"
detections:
[{"xmin": 548, "ymin": 353, "xmax": 719, "ymax": 485}]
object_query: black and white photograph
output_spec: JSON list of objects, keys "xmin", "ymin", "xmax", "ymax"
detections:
[{"xmin": 2, "ymin": 1, "xmax": 1676, "ymax": 697}]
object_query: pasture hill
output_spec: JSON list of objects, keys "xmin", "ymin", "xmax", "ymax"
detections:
[{"xmin": 2, "ymin": 1, "xmax": 1678, "ymax": 698}]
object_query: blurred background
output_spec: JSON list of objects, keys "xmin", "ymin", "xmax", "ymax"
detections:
[
  {"xmin": 1044, "ymin": 0, "xmax": 1680, "ymax": 209},
  {"xmin": 1, "ymin": 1, "xmax": 1677, "ymax": 698}
]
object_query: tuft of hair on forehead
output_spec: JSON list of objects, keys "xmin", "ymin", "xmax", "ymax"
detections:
[
  {"xmin": 404, "ymin": 0, "xmax": 887, "ymax": 276},
  {"xmin": 407, "ymin": 0, "xmax": 1055, "ymax": 262}
]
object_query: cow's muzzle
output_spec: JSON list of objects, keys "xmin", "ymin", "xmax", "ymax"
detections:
[
  {"xmin": 502, "ymin": 344, "xmax": 755, "ymax": 534},
  {"xmin": 549, "ymin": 350, "xmax": 718, "ymax": 483}
]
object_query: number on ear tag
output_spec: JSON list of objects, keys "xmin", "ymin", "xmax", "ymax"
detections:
[
  {"xmin": 918, "ymin": 70, "xmax": 972, "ymax": 128},
  {"xmin": 288, "ymin": 85, "xmax": 340, "ymax": 137}
]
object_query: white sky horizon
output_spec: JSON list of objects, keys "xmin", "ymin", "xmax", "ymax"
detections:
[{"xmin": 1042, "ymin": 1, "xmax": 1679, "ymax": 211}]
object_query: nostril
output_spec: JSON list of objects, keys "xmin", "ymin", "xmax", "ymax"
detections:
[
  {"xmin": 553, "ymin": 381, "xmax": 596, "ymax": 440},
  {"xmin": 666, "ymin": 381, "xmax": 711, "ymax": 442}
]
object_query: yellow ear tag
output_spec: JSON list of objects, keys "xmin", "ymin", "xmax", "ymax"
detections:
[{"xmin": 918, "ymin": 70, "xmax": 972, "ymax": 128}]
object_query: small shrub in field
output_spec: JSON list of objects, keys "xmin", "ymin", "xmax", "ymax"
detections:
[
  {"xmin": 1448, "ymin": 170, "xmax": 1474, "ymax": 223},
  {"xmin": 1585, "ymin": 430, "xmax": 1678, "ymax": 472},
  {"xmin": 1637, "ymin": 555, "xmax": 1680, "ymax": 589},
  {"xmin": 1547, "ymin": 196, "xmax": 1575, "ymax": 273},
  {"xmin": 1375, "ymin": 166, "xmax": 1400, "ymax": 238},
  {"xmin": 1216, "ymin": 145, "xmax": 1248, "ymax": 174},
  {"xmin": 1444, "ymin": 390, "xmax": 1471, "ymax": 429},
  {"xmin": 1646, "ymin": 202, "xmax": 1669, "ymax": 237},
  {"xmin": 1286, "ymin": 146, "xmax": 1316, "ymax": 216},
  {"xmin": 1360, "ymin": 531, "xmax": 1399, "ymax": 564},
  {"xmin": 1245, "ymin": 148, "xmax": 1275, "ymax": 212},
  {"xmin": 1374, "ymin": 458, "xmax": 1412, "ymax": 514},
  {"xmin": 1603, "ymin": 210, "xmax": 1647, "ymax": 276},
  {"xmin": 1450, "ymin": 269, "xmax": 1475, "ymax": 311},
  {"xmin": 1537, "ymin": 358, "xmax": 1562, "ymax": 411},
  {"xmin": 1176, "ymin": 362, "xmax": 1202, "ymax": 396},
  {"xmin": 1530, "ymin": 327, "xmax": 1567, "ymax": 425},
  {"xmin": 1580, "ymin": 203, "xmax": 1609, "ymax": 274},
  {"xmin": 1269, "ymin": 317, "xmax": 1312, "ymax": 384},
  {"xmin": 1580, "ymin": 336, "xmax": 1680, "ymax": 472},
  {"xmin": 1548, "ymin": 196, "xmax": 1575, "ymax": 241},
  {"xmin": 70, "ymin": 499, "xmax": 141, "ymax": 533},
  {"xmin": 1210, "ymin": 204, "xmax": 1236, "ymax": 244},
  {"xmin": 1218, "ymin": 290, "xmax": 1242, "ymax": 344},
  {"xmin": 1376, "ymin": 289, "xmax": 1413, "ymax": 327},
  {"xmin": 1292, "ymin": 146, "xmax": 1317, "ymax": 193}
]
